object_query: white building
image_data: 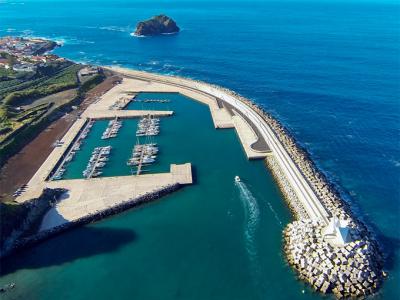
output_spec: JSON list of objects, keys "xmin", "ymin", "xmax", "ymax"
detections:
[
  {"xmin": 323, "ymin": 217, "xmax": 352, "ymax": 246},
  {"xmin": 13, "ymin": 63, "xmax": 37, "ymax": 72}
]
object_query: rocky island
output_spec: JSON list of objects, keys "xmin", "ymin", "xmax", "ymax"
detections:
[{"xmin": 133, "ymin": 15, "xmax": 180, "ymax": 36}]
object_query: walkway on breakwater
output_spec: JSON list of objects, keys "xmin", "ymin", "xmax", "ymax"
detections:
[
  {"xmin": 39, "ymin": 163, "xmax": 192, "ymax": 231},
  {"xmin": 82, "ymin": 109, "xmax": 173, "ymax": 119},
  {"xmin": 218, "ymin": 99, "xmax": 270, "ymax": 153},
  {"xmin": 107, "ymin": 67, "xmax": 329, "ymax": 224}
]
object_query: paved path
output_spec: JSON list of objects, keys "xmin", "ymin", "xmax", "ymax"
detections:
[
  {"xmin": 83, "ymin": 109, "xmax": 173, "ymax": 119},
  {"xmin": 217, "ymin": 99, "xmax": 270, "ymax": 153}
]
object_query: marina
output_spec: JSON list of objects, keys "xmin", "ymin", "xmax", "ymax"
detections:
[
  {"xmin": 6, "ymin": 69, "xmax": 385, "ymax": 300},
  {"xmin": 0, "ymin": 1, "xmax": 397, "ymax": 299}
]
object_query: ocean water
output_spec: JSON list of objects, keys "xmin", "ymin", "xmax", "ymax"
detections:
[{"xmin": 1, "ymin": 0, "xmax": 399, "ymax": 299}]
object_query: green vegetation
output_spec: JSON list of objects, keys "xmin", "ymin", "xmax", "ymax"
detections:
[
  {"xmin": 3, "ymin": 64, "xmax": 81, "ymax": 106},
  {"xmin": 0, "ymin": 201, "xmax": 29, "ymax": 245},
  {"xmin": 0, "ymin": 188, "xmax": 65, "ymax": 252},
  {"xmin": 0, "ymin": 60, "xmax": 105, "ymax": 167},
  {"xmin": 0, "ymin": 68, "xmax": 17, "ymax": 80}
]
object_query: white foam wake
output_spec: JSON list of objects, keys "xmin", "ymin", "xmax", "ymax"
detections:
[
  {"xmin": 266, "ymin": 200, "xmax": 283, "ymax": 227},
  {"xmin": 235, "ymin": 181, "xmax": 264, "ymax": 290},
  {"xmin": 236, "ymin": 181, "xmax": 260, "ymax": 249}
]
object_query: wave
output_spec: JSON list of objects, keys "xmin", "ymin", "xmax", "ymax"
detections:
[
  {"xmin": 99, "ymin": 26, "xmax": 131, "ymax": 33},
  {"xmin": 130, "ymin": 32, "xmax": 145, "ymax": 38},
  {"xmin": 37, "ymin": 34, "xmax": 94, "ymax": 45},
  {"xmin": 130, "ymin": 31, "xmax": 179, "ymax": 38},
  {"xmin": 389, "ymin": 159, "xmax": 400, "ymax": 168},
  {"xmin": 266, "ymin": 201, "xmax": 283, "ymax": 227},
  {"xmin": 136, "ymin": 61, "xmax": 184, "ymax": 75}
]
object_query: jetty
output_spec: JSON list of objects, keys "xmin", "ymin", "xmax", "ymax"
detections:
[
  {"xmin": 127, "ymin": 143, "xmax": 159, "ymax": 175},
  {"xmin": 83, "ymin": 146, "xmax": 111, "ymax": 179},
  {"xmin": 39, "ymin": 163, "xmax": 192, "ymax": 232},
  {"xmin": 50, "ymin": 119, "xmax": 95, "ymax": 180},
  {"xmin": 101, "ymin": 117, "xmax": 122, "ymax": 139},
  {"xmin": 136, "ymin": 116, "xmax": 160, "ymax": 136}
]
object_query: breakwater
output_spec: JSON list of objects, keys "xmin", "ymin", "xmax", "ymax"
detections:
[
  {"xmin": 203, "ymin": 80, "xmax": 384, "ymax": 298},
  {"xmin": 4, "ymin": 184, "xmax": 181, "ymax": 258},
  {"xmin": 109, "ymin": 68, "xmax": 385, "ymax": 298},
  {"xmin": 204, "ymin": 80, "xmax": 385, "ymax": 298}
]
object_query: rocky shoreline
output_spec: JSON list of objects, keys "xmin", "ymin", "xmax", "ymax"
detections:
[
  {"xmin": 2, "ymin": 184, "xmax": 181, "ymax": 259},
  {"xmin": 179, "ymin": 76, "xmax": 385, "ymax": 298}
]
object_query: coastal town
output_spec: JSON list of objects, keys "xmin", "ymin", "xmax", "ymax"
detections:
[
  {"xmin": 0, "ymin": 36, "xmax": 102, "ymax": 170},
  {"xmin": 0, "ymin": 36, "xmax": 64, "ymax": 73}
]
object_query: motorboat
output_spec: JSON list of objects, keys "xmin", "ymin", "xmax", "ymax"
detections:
[{"xmin": 235, "ymin": 176, "xmax": 241, "ymax": 182}]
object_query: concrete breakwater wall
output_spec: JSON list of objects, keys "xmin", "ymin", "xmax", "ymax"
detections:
[
  {"xmin": 264, "ymin": 150, "xmax": 384, "ymax": 298},
  {"xmin": 4, "ymin": 184, "xmax": 181, "ymax": 258},
  {"xmin": 265, "ymin": 155, "xmax": 308, "ymax": 220}
]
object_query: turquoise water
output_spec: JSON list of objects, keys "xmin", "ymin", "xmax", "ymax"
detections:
[
  {"xmin": 62, "ymin": 120, "xmax": 141, "ymax": 179},
  {"xmin": 1, "ymin": 92, "xmax": 310, "ymax": 300},
  {"xmin": 1, "ymin": 0, "xmax": 399, "ymax": 298}
]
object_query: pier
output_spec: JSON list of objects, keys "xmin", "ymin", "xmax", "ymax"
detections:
[
  {"xmin": 133, "ymin": 99, "xmax": 171, "ymax": 103},
  {"xmin": 83, "ymin": 146, "xmax": 111, "ymax": 179},
  {"xmin": 40, "ymin": 163, "xmax": 192, "ymax": 231},
  {"xmin": 82, "ymin": 109, "xmax": 173, "ymax": 119},
  {"xmin": 101, "ymin": 117, "xmax": 122, "ymax": 139},
  {"xmin": 49, "ymin": 119, "xmax": 94, "ymax": 180}
]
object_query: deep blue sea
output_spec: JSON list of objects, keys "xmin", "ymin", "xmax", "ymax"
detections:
[{"xmin": 1, "ymin": 0, "xmax": 399, "ymax": 299}]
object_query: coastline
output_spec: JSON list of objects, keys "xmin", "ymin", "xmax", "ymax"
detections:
[{"xmin": 1, "ymin": 58, "xmax": 384, "ymax": 297}]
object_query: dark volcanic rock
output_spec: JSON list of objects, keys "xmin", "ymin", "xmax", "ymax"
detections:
[{"xmin": 134, "ymin": 15, "xmax": 180, "ymax": 36}]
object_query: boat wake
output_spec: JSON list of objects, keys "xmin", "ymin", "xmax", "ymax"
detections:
[
  {"xmin": 235, "ymin": 181, "xmax": 264, "ymax": 291},
  {"xmin": 266, "ymin": 200, "xmax": 283, "ymax": 227}
]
